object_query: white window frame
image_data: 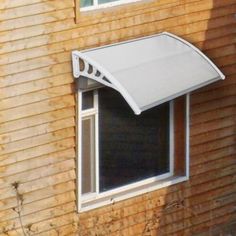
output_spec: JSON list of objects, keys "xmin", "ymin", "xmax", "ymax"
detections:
[
  {"xmin": 80, "ymin": 0, "xmax": 143, "ymax": 12},
  {"xmin": 77, "ymin": 89, "xmax": 190, "ymax": 212}
]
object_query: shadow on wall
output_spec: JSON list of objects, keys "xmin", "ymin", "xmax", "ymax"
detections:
[
  {"xmin": 188, "ymin": 0, "xmax": 236, "ymax": 235},
  {"xmin": 155, "ymin": 0, "xmax": 236, "ymax": 235}
]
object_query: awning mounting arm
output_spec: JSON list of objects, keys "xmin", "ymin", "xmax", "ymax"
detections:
[{"xmin": 72, "ymin": 51, "xmax": 141, "ymax": 115}]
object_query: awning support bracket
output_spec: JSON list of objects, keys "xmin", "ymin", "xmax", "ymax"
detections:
[
  {"xmin": 72, "ymin": 51, "xmax": 142, "ymax": 115},
  {"xmin": 72, "ymin": 52, "xmax": 117, "ymax": 90}
]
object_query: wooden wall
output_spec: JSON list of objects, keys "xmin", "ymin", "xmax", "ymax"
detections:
[{"xmin": 0, "ymin": 0, "xmax": 235, "ymax": 235}]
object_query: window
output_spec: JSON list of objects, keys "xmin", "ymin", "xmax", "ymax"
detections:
[
  {"xmin": 73, "ymin": 32, "xmax": 224, "ymax": 212},
  {"xmin": 78, "ymin": 87, "xmax": 189, "ymax": 212},
  {"xmin": 80, "ymin": 0, "xmax": 141, "ymax": 11}
]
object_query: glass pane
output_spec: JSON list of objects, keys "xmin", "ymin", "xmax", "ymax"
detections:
[
  {"xmin": 82, "ymin": 116, "xmax": 96, "ymax": 194},
  {"xmin": 82, "ymin": 91, "xmax": 94, "ymax": 110},
  {"xmin": 98, "ymin": 88, "xmax": 170, "ymax": 192},
  {"xmin": 80, "ymin": 0, "xmax": 93, "ymax": 7},
  {"xmin": 98, "ymin": 0, "xmax": 118, "ymax": 4}
]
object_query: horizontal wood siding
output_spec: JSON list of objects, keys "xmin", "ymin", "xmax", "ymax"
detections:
[{"xmin": 0, "ymin": 0, "xmax": 235, "ymax": 235}]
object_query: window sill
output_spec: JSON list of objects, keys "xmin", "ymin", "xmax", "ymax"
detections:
[{"xmin": 79, "ymin": 175, "xmax": 188, "ymax": 212}]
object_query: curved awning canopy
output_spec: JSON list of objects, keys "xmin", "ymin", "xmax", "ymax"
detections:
[{"xmin": 72, "ymin": 32, "xmax": 225, "ymax": 115}]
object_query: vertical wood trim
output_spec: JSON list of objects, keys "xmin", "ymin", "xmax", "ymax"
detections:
[
  {"xmin": 186, "ymin": 93, "xmax": 190, "ymax": 179},
  {"xmin": 75, "ymin": 0, "xmax": 80, "ymax": 24},
  {"xmin": 174, "ymin": 95, "xmax": 186, "ymax": 176}
]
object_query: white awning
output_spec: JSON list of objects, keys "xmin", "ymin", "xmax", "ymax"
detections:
[{"xmin": 72, "ymin": 32, "xmax": 225, "ymax": 115}]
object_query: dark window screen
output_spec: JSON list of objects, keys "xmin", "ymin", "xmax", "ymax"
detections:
[{"xmin": 98, "ymin": 88, "xmax": 170, "ymax": 192}]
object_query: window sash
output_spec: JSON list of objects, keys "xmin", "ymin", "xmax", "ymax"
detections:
[
  {"xmin": 98, "ymin": 88, "xmax": 173, "ymax": 192},
  {"xmin": 79, "ymin": 91, "xmax": 99, "ymax": 202},
  {"xmin": 81, "ymin": 116, "xmax": 96, "ymax": 194},
  {"xmin": 78, "ymin": 89, "xmax": 178, "ymax": 210}
]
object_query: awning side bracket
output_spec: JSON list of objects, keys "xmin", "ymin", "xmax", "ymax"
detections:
[
  {"xmin": 72, "ymin": 50, "xmax": 141, "ymax": 115},
  {"xmin": 72, "ymin": 51, "xmax": 117, "ymax": 90}
]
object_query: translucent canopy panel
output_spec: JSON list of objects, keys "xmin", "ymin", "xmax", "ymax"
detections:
[{"xmin": 72, "ymin": 32, "xmax": 225, "ymax": 115}]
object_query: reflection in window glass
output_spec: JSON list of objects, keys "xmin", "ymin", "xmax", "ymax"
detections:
[
  {"xmin": 98, "ymin": 0, "xmax": 119, "ymax": 4},
  {"xmin": 82, "ymin": 91, "xmax": 94, "ymax": 110},
  {"xmin": 80, "ymin": 0, "xmax": 93, "ymax": 7}
]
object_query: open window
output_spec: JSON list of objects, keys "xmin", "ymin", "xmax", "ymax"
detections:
[{"xmin": 73, "ymin": 32, "xmax": 224, "ymax": 211}]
